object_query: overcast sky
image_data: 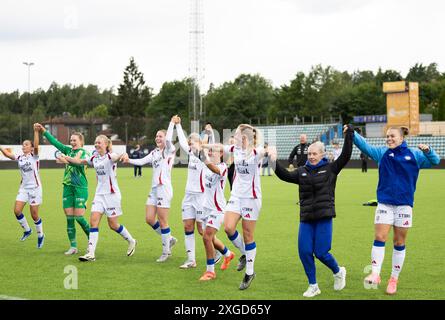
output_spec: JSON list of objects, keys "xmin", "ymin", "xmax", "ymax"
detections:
[{"xmin": 1, "ymin": 0, "xmax": 444, "ymax": 94}]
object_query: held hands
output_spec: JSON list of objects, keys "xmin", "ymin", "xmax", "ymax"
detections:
[
  {"xmin": 171, "ymin": 115, "xmax": 181, "ymax": 125},
  {"xmin": 120, "ymin": 153, "xmax": 130, "ymax": 163},
  {"xmin": 268, "ymin": 146, "xmax": 277, "ymax": 162},
  {"xmin": 343, "ymin": 124, "xmax": 354, "ymax": 133},
  {"xmin": 34, "ymin": 123, "xmax": 45, "ymax": 132},
  {"xmin": 56, "ymin": 154, "xmax": 69, "ymax": 164},
  {"xmin": 418, "ymin": 144, "xmax": 430, "ymax": 153}
]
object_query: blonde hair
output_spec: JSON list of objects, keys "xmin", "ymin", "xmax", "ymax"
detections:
[
  {"xmin": 71, "ymin": 132, "xmax": 85, "ymax": 147},
  {"xmin": 188, "ymin": 133, "xmax": 201, "ymax": 144},
  {"xmin": 96, "ymin": 135, "xmax": 112, "ymax": 152},
  {"xmin": 237, "ymin": 124, "xmax": 260, "ymax": 148},
  {"xmin": 309, "ymin": 141, "xmax": 326, "ymax": 154}
]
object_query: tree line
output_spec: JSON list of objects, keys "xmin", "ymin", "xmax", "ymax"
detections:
[{"xmin": 1, "ymin": 57, "xmax": 445, "ymax": 145}]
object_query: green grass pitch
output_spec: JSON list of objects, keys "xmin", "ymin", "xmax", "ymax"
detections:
[{"xmin": 0, "ymin": 167, "xmax": 444, "ymax": 300}]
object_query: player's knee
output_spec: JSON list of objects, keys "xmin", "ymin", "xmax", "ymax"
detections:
[
  {"xmin": 224, "ymin": 225, "xmax": 235, "ymax": 236},
  {"xmin": 145, "ymin": 216, "xmax": 155, "ymax": 226}
]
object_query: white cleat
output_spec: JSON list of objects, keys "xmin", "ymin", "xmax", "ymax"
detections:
[
  {"xmin": 79, "ymin": 252, "xmax": 96, "ymax": 262},
  {"xmin": 303, "ymin": 284, "xmax": 321, "ymax": 298},
  {"xmin": 179, "ymin": 260, "xmax": 197, "ymax": 269},
  {"xmin": 127, "ymin": 239, "xmax": 137, "ymax": 256},
  {"xmin": 156, "ymin": 253, "xmax": 170, "ymax": 263},
  {"xmin": 333, "ymin": 266, "xmax": 347, "ymax": 291},
  {"xmin": 64, "ymin": 247, "xmax": 79, "ymax": 255}
]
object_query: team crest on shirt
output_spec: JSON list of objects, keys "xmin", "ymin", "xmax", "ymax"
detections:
[
  {"xmin": 405, "ymin": 156, "xmax": 411, "ymax": 161},
  {"xmin": 389, "ymin": 153, "xmax": 395, "ymax": 157}
]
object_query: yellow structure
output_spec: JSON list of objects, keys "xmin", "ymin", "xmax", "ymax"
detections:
[{"xmin": 383, "ymin": 81, "xmax": 419, "ymax": 136}]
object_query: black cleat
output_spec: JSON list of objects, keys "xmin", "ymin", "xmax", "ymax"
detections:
[
  {"xmin": 239, "ymin": 273, "xmax": 256, "ymax": 290},
  {"xmin": 237, "ymin": 255, "xmax": 246, "ymax": 271}
]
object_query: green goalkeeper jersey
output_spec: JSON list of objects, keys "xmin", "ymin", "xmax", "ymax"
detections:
[{"xmin": 43, "ymin": 131, "xmax": 89, "ymax": 189}]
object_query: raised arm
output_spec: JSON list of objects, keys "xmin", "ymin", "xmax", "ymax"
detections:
[
  {"xmin": 353, "ymin": 131, "xmax": 387, "ymax": 163},
  {"xmin": 0, "ymin": 146, "xmax": 15, "ymax": 160},
  {"xmin": 331, "ymin": 125, "xmax": 354, "ymax": 174},
  {"xmin": 165, "ymin": 118, "xmax": 176, "ymax": 153},
  {"xmin": 33, "ymin": 125, "xmax": 40, "ymax": 156},
  {"xmin": 175, "ymin": 122, "xmax": 190, "ymax": 153},
  {"xmin": 413, "ymin": 145, "xmax": 441, "ymax": 169},
  {"xmin": 36, "ymin": 123, "xmax": 71, "ymax": 155}
]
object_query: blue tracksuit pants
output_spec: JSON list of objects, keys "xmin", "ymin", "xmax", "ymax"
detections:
[{"xmin": 298, "ymin": 218, "xmax": 340, "ymax": 284}]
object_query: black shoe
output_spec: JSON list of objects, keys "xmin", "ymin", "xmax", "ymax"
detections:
[
  {"xmin": 237, "ymin": 254, "xmax": 246, "ymax": 271},
  {"xmin": 239, "ymin": 273, "xmax": 256, "ymax": 290}
]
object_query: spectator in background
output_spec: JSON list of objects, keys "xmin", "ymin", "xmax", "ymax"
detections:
[
  {"xmin": 360, "ymin": 152, "xmax": 368, "ymax": 173},
  {"xmin": 131, "ymin": 145, "xmax": 144, "ymax": 178},
  {"xmin": 288, "ymin": 134, "xmax": 310, "ymax": 169},
  {"xmin": 332, "ymin": 142, "xmax": 341, "ymax": 161},
  {"xmin": 261, "ymin": 143, "xmax": 272, "ymax": 176}
]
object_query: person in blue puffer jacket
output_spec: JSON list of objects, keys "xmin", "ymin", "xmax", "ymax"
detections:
[{"xmin": 353, "ymin": 126, "xmax": 440, "ymax": 295}]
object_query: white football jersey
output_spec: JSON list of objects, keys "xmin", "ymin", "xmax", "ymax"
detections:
[
  {"xmin": 129, "ymin": 122, "xmax": 176, "ymax": 190},
  {"xmin": 203, "ymin": 162, "xmax": 228, "ymax": 212},
  {"xmin": 16, "ymin": 153, "xmax": 41, "ymax": 189},
  {"xmin": 176, "ymin": 123, "xmax": 205, "ymax": 194},
  {"xmin": 224, "ymin": 145, "xmax": 263, "ymax": 199},
  {"xmin": 88, "ymin": 153, "xmax": 120, "ymax": 195}
]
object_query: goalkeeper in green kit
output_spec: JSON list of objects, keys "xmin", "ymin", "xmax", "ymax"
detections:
[{"xmin": 34, "ymin": 123, "xmax": 90, "ymax": 255}]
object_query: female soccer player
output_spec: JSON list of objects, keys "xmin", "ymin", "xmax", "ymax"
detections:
[
  {"xmin": 122, "ymin": 117, "xmax": 177, "ymax": 262},
  {"xmin": 354, "ymin": 126, "xmax": 440, "ymax": 295},
  {"xmin": 270, "ymin": 125, "xmax": 354, "ymax": 298},
  {"xmin": 198, "ymin": 145, "xmax": 234, "ymax": 281},
  {"xmin": 206, "ymin": 124, "xmax": 266, "ymax": 290},
  {"xmin": 0, "ymin": 126, "xmax": 44, "ymax": 248},
  {"xmin": 34, "ymin": 123, "xmax": 90, "ymax": 255},
  {"xmin": 173, "ymin": 115, "xmax": 223, "ymax": 269},
  {"xmin": 61, "ymin": 135, "xmax": 136, "ymax": 262}
]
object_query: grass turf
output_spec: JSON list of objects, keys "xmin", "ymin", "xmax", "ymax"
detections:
[{"xmin": 0, "ymin": 167, "xmax": 444, "ymax": 300}]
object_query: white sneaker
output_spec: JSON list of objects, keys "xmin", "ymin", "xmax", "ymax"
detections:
[
  {"xmin": 214, "ymin": 251, "xmax": 223, "ymax": 264},
  {"xmin": 127, "ymin": 239, "xmax": 137, "ymax": 256},
  {"xmin": 64, "ymin": 247, "xmax": 78, "ymax": 255},
  {"xmin": 156, "ymin": 253, "xmax": 170, "ymax": 263},
  {"xmin": 179, "ymin": 260, "xmax": 197, "ymax": 269},
  {"xmin": 303, "ymin": 284, "xmax": 321, "ymax": 298},
  {"xmin": 333, "ymin": 266, "xmax": 347, "ymax": 291},
  {"xmin": 79, "ymin": 252, "xmax": 96, "ymax": 262}
]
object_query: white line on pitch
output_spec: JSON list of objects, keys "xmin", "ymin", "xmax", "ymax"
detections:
[{"xmin": 0, "ymin": 295, "xmax": 27, "ymax": 300}]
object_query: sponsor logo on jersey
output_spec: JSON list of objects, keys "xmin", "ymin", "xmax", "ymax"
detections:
[
  {"xmin": 318, "ymin": 170, "xmax": 327, "ymax": 174},
  {"xmin": 405, "ymin": 156, "xmax": 411, "ymax": 161},
  {"xmin": 389, "ymin": 153, "xmax": 395, "ymax": 157}
]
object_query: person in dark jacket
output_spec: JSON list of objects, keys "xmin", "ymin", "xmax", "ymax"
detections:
[
  {"xmin": 130, "ymin": 145, "xmax": 144, "ymax": 178},
  {"xmin": 270, "ymin": 125, "xmax": 354, "ymax": 298},
  {"xmin": 288, "ymin": 134, "xmax": 310, "ymax": 168},
  {"xmin": 360, "ymin": 152, "xmax": 368, "ymax": 173},
  {"xmin": 354, "ymin": 126, "xmax": 440, "ymax": 295}
]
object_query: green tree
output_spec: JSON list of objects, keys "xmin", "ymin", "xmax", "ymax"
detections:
[
  {"xmin": 111, "ymin": 57, "xmax": 152, "ymax": 142},
  {"xmin": 438, "ymin": 89, "xmax": 445, "ymax": 121}
]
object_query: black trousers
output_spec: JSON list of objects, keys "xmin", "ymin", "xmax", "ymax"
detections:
[
  {"xmin": 134, "ymin": 166, "xmax": 142, "ymax": 176},
  {"xmin": 361, "ymin": 161, "xmax": 367, "ymax": 172}
]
